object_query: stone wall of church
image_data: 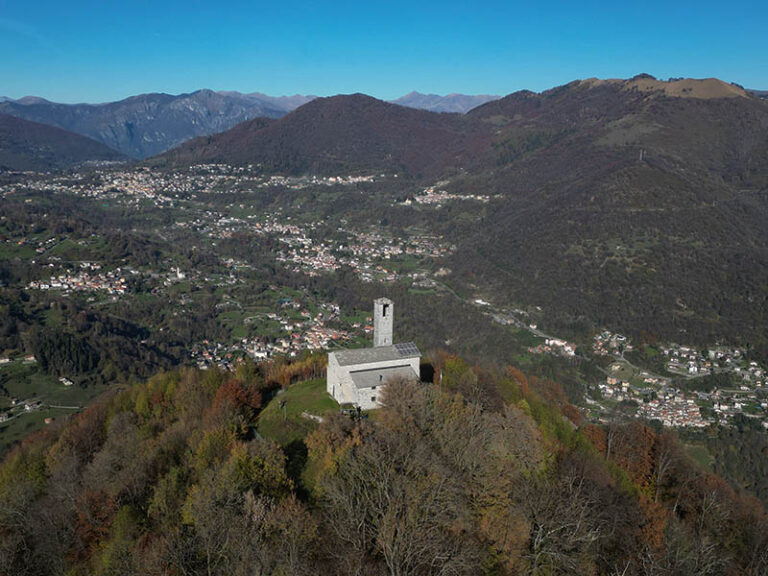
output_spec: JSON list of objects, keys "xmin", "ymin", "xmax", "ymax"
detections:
[{"xmin": 328, "ymin": 353, "xmax": 420, "ymax": 408}]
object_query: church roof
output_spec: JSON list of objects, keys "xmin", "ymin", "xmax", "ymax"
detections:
[
  {"xmin": 349, "ymin": 365, "xmax": 419, "ymax": 390},
  {"xmin": 330, "ymin": 342, "xmax": 421, "ymax": 367}
]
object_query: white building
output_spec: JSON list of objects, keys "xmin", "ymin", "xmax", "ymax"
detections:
[{"xmin": 327, "ymin": 298, "xmax": 421, "ymax": 410}]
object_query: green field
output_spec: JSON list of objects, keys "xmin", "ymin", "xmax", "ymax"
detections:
[
  {"xmin": 509, "ymin": 325, "xmax": 544, "ymax": 348},
  {"xmin": 257, "ymin": 378, "xmax": 338, "ymax": 446},
  {"xmin": 0, "ymin": 406, "xmax": 82, "ymax": 453},
  {"xmin": 0, "ymin": 361, "xmax": 98, "ymax": 405},
  {"xmin": 0, "ymin": 361, "xmax": 105, "ymax": 453},
  {"xmin": 685, "ymin": 443, "xmax": 714, "ymax": 471},
  {"xmin": 0, "ymin": 242, "xmax": 37, "ymax": 260}
]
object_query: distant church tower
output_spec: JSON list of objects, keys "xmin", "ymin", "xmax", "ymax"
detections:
[{"xmin": 373, "ymin": 297, "xmax": 393, "ymax": 347}]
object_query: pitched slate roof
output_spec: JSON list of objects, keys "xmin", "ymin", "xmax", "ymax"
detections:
[
  {"xmin": 349, "ymin": 365, "xmax": 419, "ymax": 390},
  {"xmin": 330, "ymin": 342, "xmax": 421, "ymax": 367}
]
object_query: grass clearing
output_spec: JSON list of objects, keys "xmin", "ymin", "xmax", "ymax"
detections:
[
  {"xmin": 0, "ymin": 361, "xmax": 106, "ymax": 454},
  {"xmin": 685, "ymin": 443, "xmax": 714, "ymax": 471},
  {"xmin": 257, "ymin": 378, "xmax": 338, "ymax": 446},
  {"xmin": 0, "ymin": 407, "xmax": 80, "ymax": 455},
  {"xmin": 509, "ymin": 326, "xmax": 544, "ymax": 348},
  {"xmin": 0, "ymin": 243, "xmax": 37, "ymax": 260},
  {"xmin": 1, "ymin": 362, "xmax": 103, "ymax": 409}
]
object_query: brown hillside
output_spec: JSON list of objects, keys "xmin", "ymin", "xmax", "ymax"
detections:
[
  {"xmin": 0, "ymin": 114, "xmax": 125, "ymax": 171},
  {"xmin": 582, "ymin": 76, "xmax": 749, "ymax": 99},
  {"xmin": 156, "ymin": 94, "xmax": 492, "ymax": 177}
]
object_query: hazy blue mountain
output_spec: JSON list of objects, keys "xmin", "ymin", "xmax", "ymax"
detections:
[
  {"xmin": 0, "ymin": 90, "xmax": 293, "ymax": 159},
  {"xmin": 13, "ymin": 96, "xmax": 54, "ymax": 106},
  {"xmin": 0, "ymin": 113, "xmax": 125, "ymax": 171},
  {"xmin": 391, "ymin": 91, "xmax": 500, "ymax": 113},
  {"xmin": 249, "ymin": 92, "xmax": 317, "ymax": 110}
]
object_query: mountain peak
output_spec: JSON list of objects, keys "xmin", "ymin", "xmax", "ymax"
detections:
[
  {"xmin": 391, "ymin": 92, "xmax": 501, "ymax": 114},
  {"xmin": 156, "ymin": 90, "xmax": 489, "ymax": 175},
  {"xmin": 580, "ymin": 75, "xmax": 749, "ymax": 99},
  {"xmin": 0, "ymin": 90, "xmax": 301, "ymax": 158},
  {"xmin": 15, "ymin": 96, "xmax": 53, "ymax": 105}
]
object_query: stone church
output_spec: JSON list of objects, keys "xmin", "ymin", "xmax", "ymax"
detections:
[{"xmin": 327, "ymin": 298, "xmax": 421, "ymax": 410}]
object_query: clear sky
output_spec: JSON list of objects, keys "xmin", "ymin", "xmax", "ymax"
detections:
[{"xmin": 1, "ymin": 0, "xmax": 766, "ymax": 103}]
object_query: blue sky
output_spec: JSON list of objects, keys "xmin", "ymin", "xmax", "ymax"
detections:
[{"xmin": 1, "ymin": 0, "xmax": 766, "ymax": 103}]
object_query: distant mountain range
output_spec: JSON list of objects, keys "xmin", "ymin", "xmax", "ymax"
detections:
[
  {"xmin": 390, "ymin": 91, "xmax": 500, "ymax": 113},
  {"xmin": 0, "ymin": 114, "xmax": 125, "ymax": 171},
  {"xmin": 215, "ymin": 91, "xmax": 317, "ymax": 111},
  {"xmin": 0, "ymin": 90, "xmax": 500, "ymax": 159},
  {"xmin": 156, "ymin": 75, "xmax": 765, "ymax": 175},
  {"xmin": 0, "ymin": 90, "xmax": 299, "ymax": 159}
]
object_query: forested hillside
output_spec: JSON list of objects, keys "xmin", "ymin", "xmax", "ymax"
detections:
[
  {"xmin": 155, "ymin": 93, "xmax": 491, "ymax": 176},
  {"xmin": 453, "ymin": 77, "xmax": 768, "ymax": 349},
  {"xmin": 1, "ymin": 355, "xmax": 765, "ymax": 575},
  {"xmin": 0, "ymin": 115, "xmax": 125, "ymax": 171},
  {"xmin": 151, "ymin": 76, "xmax": 768, "ymax": 352}
]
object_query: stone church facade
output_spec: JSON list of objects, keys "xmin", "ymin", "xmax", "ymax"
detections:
[{"xmin": 327, "ymin": 298, "xmax": 421, "ymax": 410}]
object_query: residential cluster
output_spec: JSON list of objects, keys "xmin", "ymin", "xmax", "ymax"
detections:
[
  {"xmin": 341, "ymin": 228, "xmax": 454, "ymax": 282},
  {"xmin": 593, "ymin": 330, "xmax": 633, "ymax": 356},
  {"xmin": 259, "ymin": 173, "xmax": 378, "ymax": 189},
  {"xmin": 249, "ymin": 213, "xmax": 454, "ymax": 282},
  {"xmin": 660, "ymin": 343, "xmax": 759, "ymax": 378},
  {"xmin": 5, "ymin": 169, "xmax": 455, "ymax": 291},
  {"xmin": 190, "ymin": 301, "xmax": 353, "ymax": 370},
  {"xmin": 276, "ymin": 237, "xmax": 341, "ymax": 277},
  {"xmin": 709, "ymin": 386, "xmax": 768, "ymax": 429},
  {"xmin": 636, "ymin": 391, "xmax": 708, "ymax": 427},
  {"xmin": 401, "ymin": 184, "xmax": 493, "ymax": 207},
  {"xmin": 27, "ymin": 265, "xmax": 129, "ymax": 295},
  {"xmin": 528, "ymin": 337, "xmax": 576, "ymax": 357}
]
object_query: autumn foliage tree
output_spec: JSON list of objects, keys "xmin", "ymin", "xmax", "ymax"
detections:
[{"xmin": 0, "ymin": 357, "xmax": 766, "ymax": 575}]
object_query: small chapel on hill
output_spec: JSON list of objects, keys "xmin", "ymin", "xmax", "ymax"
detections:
[{"xmin": 327, "ymin": 298, "xmax": 421, "ymax": 410}]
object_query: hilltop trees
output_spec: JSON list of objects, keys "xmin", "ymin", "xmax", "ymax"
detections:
[{"xmin": 0, "ymin": 357, "xmax": 766, "ymax": 575}]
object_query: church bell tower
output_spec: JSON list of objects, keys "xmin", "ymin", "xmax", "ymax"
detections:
[{"xmin": 373, "ymin": 297, "xmax": 393, "ymax": 347}]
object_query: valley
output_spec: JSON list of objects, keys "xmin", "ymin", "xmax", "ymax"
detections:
[
  {"xmin": 2, "ymin": 156, "xmax": 766, "ymax": 467},
  {"xmin": 2, "ymin": 0, "xmax": 767, "ymax": 570},
  {"xmin": 1, "ymin": 77, "xmax": 768, "ymax": 573}
]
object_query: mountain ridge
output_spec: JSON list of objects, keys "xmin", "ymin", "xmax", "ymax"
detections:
[
  {"xmin": 155, "ymin": 92, "xmax": 492, "ymax": 175},
  {"xmin": 0, "ymin": 113, "xmax": 126, "ymax": 171},
  {"xmin": 0, "ymin": 90, "xmax": 504, "ymax": 159},
  {"xmin": 0, "ymin": 90, "xmax": 295, "ymax": 159},
  {"xmin": 153, "ymin": 75, "xmax": 768, "ymax": 351},
  {"xmin": 389, "ymin": 91, "xmax": 500, "ymax": 113}
]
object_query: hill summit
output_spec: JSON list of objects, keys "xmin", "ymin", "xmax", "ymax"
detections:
[
  {"xmin": 0, "ymin": 114, "xmax": 125, "ymax": 171},
  {"xmin": 157, "ymin": 93, "xmax": 490, "ymax": 175},
  {"xmin": 581, "ymin": 74, "xmax": 749, "ymax": 99}
]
